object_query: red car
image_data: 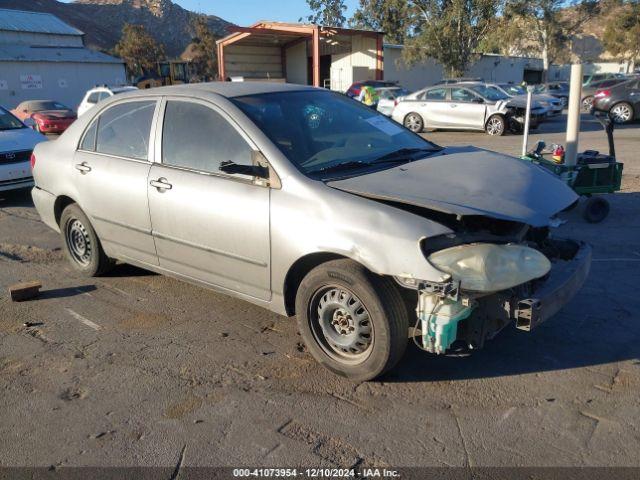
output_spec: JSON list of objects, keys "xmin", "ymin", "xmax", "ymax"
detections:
[{"xmin": 11, "ymin": 100, "xmax": 77, "ymax": 134}]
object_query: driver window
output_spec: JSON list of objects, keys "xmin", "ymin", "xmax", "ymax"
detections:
[
  {"xmin": 161, "ymin": 101, "xmax": 253, "ymax": 173},
  {"xmin": 451, "ymin": 88, "xmax": 476, "ymax": 102}
]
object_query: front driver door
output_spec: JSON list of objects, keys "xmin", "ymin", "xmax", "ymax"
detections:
[
  {"xmin": 448, "ymin": 87, "xmax": 487, "ymax": 129},
  {"xmin": 147, "ymin": 98, "xmax": 271, "ymax": 301}
]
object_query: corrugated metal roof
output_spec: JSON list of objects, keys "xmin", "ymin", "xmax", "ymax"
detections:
[
  {"xmin": 0, "ymin": 45, "xmax": 123, "ymax": 64},
  {"xmin": 0, "ymin": 8, "xmax": 83, "ymax": 36}
]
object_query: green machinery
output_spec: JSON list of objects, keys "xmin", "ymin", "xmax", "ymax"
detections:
[{"xmin": 521, "ymin": 111, "xmax": 624, "ymax": 223}]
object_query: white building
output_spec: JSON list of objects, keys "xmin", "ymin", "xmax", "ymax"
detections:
[
  {"xmin": 383, "ymin": 46, "xmax": 561, "ymax": 91},
  {"xmin": 0, "ymin": 8, "xmax": 126, "ymax": 109}
]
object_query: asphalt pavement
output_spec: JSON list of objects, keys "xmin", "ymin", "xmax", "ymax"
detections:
[{"xmin": 0, "ymin": 117, "xmax": 639, "ymax": 471}]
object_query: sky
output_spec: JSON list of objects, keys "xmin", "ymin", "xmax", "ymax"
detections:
[{"xmin": 61, "ymin": 0, "xmax": 361, "ymax": 25}]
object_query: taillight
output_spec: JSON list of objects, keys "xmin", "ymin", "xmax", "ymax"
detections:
[
  {"xmin": 594, "ymin": 89, "xmax": 611, "ymax": 98},
  {"xmin": 30, "ymin": 153, "xmax": 36, "ymax": 169}
]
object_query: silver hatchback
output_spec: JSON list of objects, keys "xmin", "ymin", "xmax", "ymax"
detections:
[{"xmin": 32, "ymin": 83, "xmax": 590, "ymax": 381}]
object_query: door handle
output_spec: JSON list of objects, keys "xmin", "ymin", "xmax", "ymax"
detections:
[
  {"xmin": 450, "ymin": 104, "xmax": 458, "ymax": 108},
  {"xmin": 150, "ymin": 177, "xmax": 172, "ymax": 191},
  {"xmin": 75, "ymin": 162, "xmax": 91, "ymax": 173}
]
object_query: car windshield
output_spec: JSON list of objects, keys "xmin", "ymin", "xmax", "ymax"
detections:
[
  {"xmin": 499, "ymin": 84, "xmax": 526, "ymax": 95},
  {"xmin": 469, "ymin": 85, "xmax": 508, "ymax": 101},
  {"xmin": 0, "ymin": 107, "xmax": 25, "ymax": 130},
  {"xmin": 30, "ymin": 101, "xmax": 69, "ymax": 111},
  {"xmin": 231, "ymin": 90, "xmax": 441, "ymax": 180},
  {"xmin": 378, "ymin": 88, "xmax": 410, "ymax": 99}
]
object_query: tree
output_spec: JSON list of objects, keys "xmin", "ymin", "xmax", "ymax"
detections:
[
  {"xmin": 403, "ymin": 0, "xmax": 500, "ymax": 77},
  {"xmin": 603, "ymin": 0, "xmax": 640, "ymax": 68},
  {"xmin": 497, "ymin": 0, "xmax": 600, "ymax": 81},
  {"xmin": 114, "ymin": 23, "xmax": 165, "ymax": 77},
  {"xmin": 189, "ymin": 16, "xmax": 218, "ymax": 80},
  {"xmin": 349, "ymin": 0, "xmax": 412, "ymax": 44},
  {"xmin": 301, "ymin": 0, "xmax": 348, "ymax": 27}
]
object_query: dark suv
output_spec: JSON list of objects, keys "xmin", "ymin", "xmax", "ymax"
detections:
[{"xmin": 592, "ymin": 78, "xmax": 640, "ymax": 124}]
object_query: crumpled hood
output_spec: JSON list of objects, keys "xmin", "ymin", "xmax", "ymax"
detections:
[{"xmin": 327, "ymin": 146, "xmax": 578, "ymax": 227}]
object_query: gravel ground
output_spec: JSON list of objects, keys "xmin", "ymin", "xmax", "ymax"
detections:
[{"xmin": 0, "ymin": 120, "xmax": 639, "ymax": 472}]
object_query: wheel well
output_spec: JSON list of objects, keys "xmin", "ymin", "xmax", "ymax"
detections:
[
  {"xmin": 53, "ymin": 195, "xmax": 76, "ymax": 226},
  {"xmin": 283, "ymin": 252, "xmax": 349, "ymax": 317}
]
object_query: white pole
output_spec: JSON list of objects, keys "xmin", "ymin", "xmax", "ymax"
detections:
[
  {"xmin": 521, "ymin": 86, "xmax": 534, "ymax": 157},
  {"xmin": 565, "ymin": 64, "xmax": 583, "ymax": 166}
]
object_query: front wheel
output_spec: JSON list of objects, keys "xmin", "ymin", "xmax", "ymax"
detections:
[
  {"xmin": 403, "ymin": 112, "xmax": 424, "ymax": 133},
  {"xmin": 486, "ymin": 115, "xmax": 506, "ymax": 136},
  {"xmin": 295, "ymin": 259, "xmax": 409, "ymax": 381},
  {"xmin": 60, "ymin": 204, "xmax": 114, "ymax": 276}
]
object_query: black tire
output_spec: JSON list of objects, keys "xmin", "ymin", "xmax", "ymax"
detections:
[
  {"xmin": 485, "ymin": 115, "xmax": 506, "ymax": 136},
  {"xmin": 583, "ymin": 196, "xmax": 610, "ymax": 223},
  {"xmin": 295, "ymin": 259, "xmax": 409, "ymax": 382},
  {"xmin": 403, "ymin": 112, "xmax": 424, "ymax": 133},
  {"xmin": 59, "ymin": 203, "xmax": 114, "ymax": 276}
]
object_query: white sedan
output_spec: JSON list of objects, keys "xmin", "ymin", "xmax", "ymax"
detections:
[{"xmin": 0, "ymin": 106, "xmax": 47, "ymax": 193}]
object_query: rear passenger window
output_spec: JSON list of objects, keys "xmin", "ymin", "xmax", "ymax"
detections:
[
  {"xmin": 87, "ymin": 92, "xmax": 100, "ymax": 104},
  {"xmin": 161, "ymin": 101, "xmax": 253, "ymax": 173},
  {"xmin": 95, "ymin": 101, "xmax": 156, "ymax": 160},
  {"xmin": 426, "ymin": 88, "xmax": 446, "ymax": 100}
]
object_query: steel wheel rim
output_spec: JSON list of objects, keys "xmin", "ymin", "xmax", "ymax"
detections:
[
  {"xmin": 65, "ymin": 218, "xmax": 92, "ymax": 266},
  {"xmin": 405, "ymin": 114, "xmax": 421, "ymax": 132},
  {"xmin": 582, "ymin": 97, "xmax": 593, "ymax": 110},
  {"xmin": 309, "ymin": 286, "xmax": 373, "ymax": 364},
  {"xmin": 487, "ymin": 117, "xmax": 503, "ymax": 135},
  {"xmin": 611, "ymin": 104, "xmax": 631, "ymax": 123}
]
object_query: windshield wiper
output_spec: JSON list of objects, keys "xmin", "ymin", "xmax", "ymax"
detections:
[
  {"xmin": 372, "ymin": 147, "xmax": 441, "ymax": 164},
  {"xmin": 308, "ymin": 160, "xmax": 370, "ymax": 175}
]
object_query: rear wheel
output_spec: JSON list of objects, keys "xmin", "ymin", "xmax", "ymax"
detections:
[
  {"xmin": 60, "ymin": 204, "xmax": 114, "ymax": 276},
  {"xmin": 581, "ymin": 96, "xmax": 594, "ymax": 111},
  {"xmin": 403, "ymin": 112, "xmax": 424, "ymax": 133},
  {"xmin": 485, "ymin": 115, "xmax": 506, "ymax": 136},
  {"xmin": 609, "ymin": 102, "xmax": 634, "ymax": 124},
  {"xmin": 295, "ymin": 259, "xmax": 409, "ymax": 381}
]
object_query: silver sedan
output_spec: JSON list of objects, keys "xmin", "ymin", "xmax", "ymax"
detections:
[
  {"xmin": 31, "ymin": 83, "xmax": 590, "ymax": 381},
  {"xmin": 392, "ymin": 84, "xmax": 546, "ymax": 135}
]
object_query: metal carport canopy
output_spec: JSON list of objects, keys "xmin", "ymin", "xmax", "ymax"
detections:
[{"xmin": 216, "ymin": 21, "xmax": 384, "ymax": 87}]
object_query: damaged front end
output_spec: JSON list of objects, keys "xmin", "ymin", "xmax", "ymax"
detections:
[{"xmin": 407, "ymin": 222, "xmax": 591, "ymax": 354}]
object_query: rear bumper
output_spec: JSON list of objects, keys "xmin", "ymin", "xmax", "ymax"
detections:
[
  {"xmin": 514, "ymin": 241, "xmax": 592, "ymax": 331},
  {"xmin": 0, "ymin": 176, "xmax": 33, "ymax": 192},
  {"xmin": 0, "ymin": 161, "xmax": 33, "ymax": 192},
  {"xmin": 37, "ymin": 123, "xmax": 73, "ymax": 134},
  {"xmin": 31, "ymin": 186, "xmax": 59, "ymax": 232}
]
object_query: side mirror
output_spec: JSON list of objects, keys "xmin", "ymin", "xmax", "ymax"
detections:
[
  {"xmin": 219, "ymin": 160, "xmax": 269, "ymax": 179},
  {"xmin": 23, "ymin": 118, "xmax": 36, "ymax": 129}
]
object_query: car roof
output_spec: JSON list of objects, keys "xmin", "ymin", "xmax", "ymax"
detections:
[{"xmin": 108, "ymin": 82, "xmax": 317, "ymax": 99}]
